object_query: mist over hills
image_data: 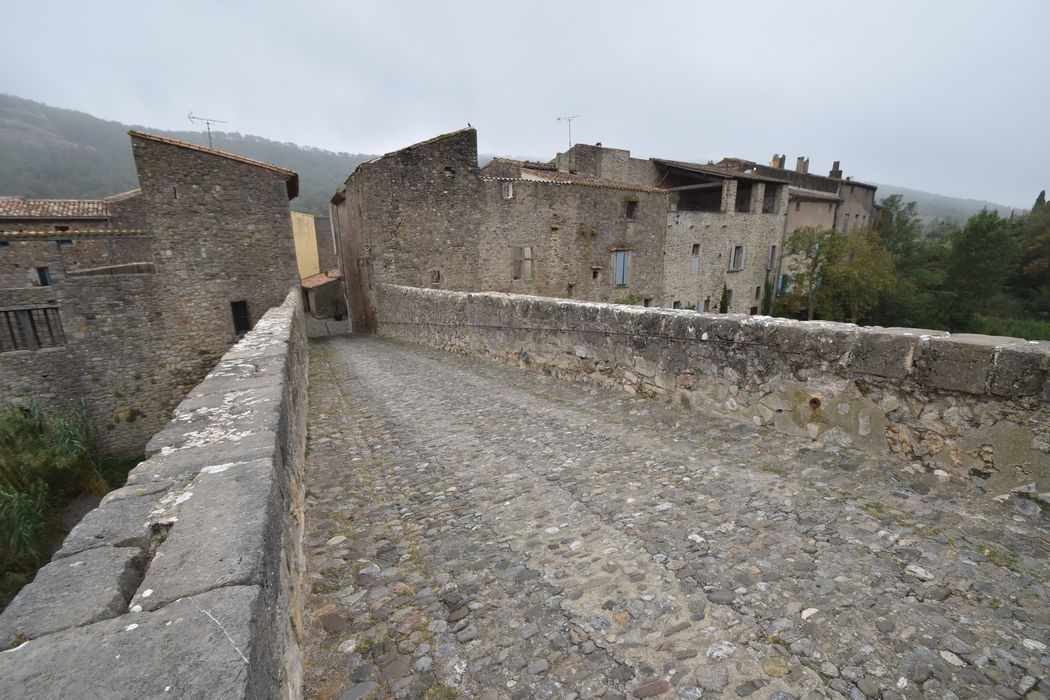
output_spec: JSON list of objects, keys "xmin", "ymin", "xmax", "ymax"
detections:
[
  {"xmin": 0, "ymin": 93, "xmax": 1023, "ymax": 223},
  {"xmin": 0, "ymin": 94, "xmax": 370, "ymax": 215}
]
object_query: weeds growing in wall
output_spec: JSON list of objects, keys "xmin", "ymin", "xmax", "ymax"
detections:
[{"xmin": 0, "ymin": 401, "xmax": 128, "ymax": 610}]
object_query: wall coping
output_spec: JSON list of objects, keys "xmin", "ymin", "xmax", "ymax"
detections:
[{"xmin": 0, "ymin": 287, "xmax": 307, "ymax": 699}]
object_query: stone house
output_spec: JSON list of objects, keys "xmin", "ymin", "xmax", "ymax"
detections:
[
  {"xmin": 0, "ymin": 131, "xmax": 300, "ymax": 456},
  {"xmin": 290, "ymin": 211, "xmax": 345, "ymax": 320},
  {"xmin": 334, "ymin": 128, "xmax": 851, "ymax": 330}
]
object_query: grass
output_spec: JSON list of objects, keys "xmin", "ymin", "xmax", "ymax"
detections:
[
  {"xmin": 0, "ymin": 401, "xmax": 112, "ymax": 612},
  {"xmin": 972, "ymin": 314, "xmax": 1050, "ymax": 340}
]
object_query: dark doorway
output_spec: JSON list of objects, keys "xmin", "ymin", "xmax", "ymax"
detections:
[{"xmin": 231, "ymin": 300, "xmax": 251, "ymax": 334}]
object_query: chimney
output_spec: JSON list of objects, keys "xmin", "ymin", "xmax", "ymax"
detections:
[
  {"xmin": 769, "ymin": 154, "xmax": 781, "ymax": 168},
  {"xmin": 829, "ymin": 160, "xmax": 842, "ymax": 179},
  {"xmin": 796, "ymin": 156, "xmax": 809, "ymax": 174}
]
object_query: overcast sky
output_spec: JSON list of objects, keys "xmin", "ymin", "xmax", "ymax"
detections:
[{"xmin": 3, "ymin": 1, "xmax": 1047, "ymax": 207}]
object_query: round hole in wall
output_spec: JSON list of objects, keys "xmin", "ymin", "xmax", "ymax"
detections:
[{"xmin": 808, "ymin": 397, "xmax": 821, "ymax": 410}]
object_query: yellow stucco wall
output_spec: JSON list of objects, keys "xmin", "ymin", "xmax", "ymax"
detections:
[{"xmin": 291, "ymin": 212, "xmax": 320, "ymax": 279}]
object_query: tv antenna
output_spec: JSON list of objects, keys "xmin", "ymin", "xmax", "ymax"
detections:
[
  {"xmin": 187, "ymin": 112, "xmax": 227, "ymax": 148},
  {"xmin": 556, "ymin": 115, "xmax": 581, "ymax": 148}
]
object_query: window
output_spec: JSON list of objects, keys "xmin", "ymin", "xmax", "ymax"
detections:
[
  {"xmin": 626, "ymin": 199, "xmax": 638, "ymax": 220},
  {"xmin": 443, "ymin": 166, "xmax": 455, "ymax": 178},
  {"xmin": 691, "ymin": 244, "xmax": 701, "ymax": 274},
  {"xmin": 502, "ymin": 182, "xmax": 514, "ymax": 199},
  {"xmin": 0, "ymin": 241, "xmax": 9, "ymax": 249},
  {"xmin": 591, "ymin": 267, "xmax": 600, "ymax": 281},
  {"xmin": 37, "ymin": 267, "xmax": 52, "ymax": 286},
  {"xmin": 0, "ymin": 307, "xmax": 64, "ymax": 352},
  {"xmin": 511, "ymin": 246, "xmax": 534, "ymax": 281},
  {"xmin": 430, "ymin": 270, "xmax": 442, "ymax": 285},
  {"xmin": 643, "ymin": 298, "xmax": 653, "ymax": 307},
  {"xmin": 614, "ymin": 250, "xmax": 630, "ymax": 286},
  {"xmin": 230, "ymin": 301, "xmax": 251, "ymax": 335},
  {"xmin": 57, "ymin": 239, "xmax": 73, "ymax": 248},
  {"xmin": 754, "ymin": 286, "xmax": 761, "ymax": 300},
  {"xmin": 673, "ymin": 301, "xmax": 682, "ymax": 309},
  {"xmin": 750, "ymin": 306, "xmax": 759, "ymax": 315},
  {"xmin": 768, "ymin": 245, "xmax": 777, "ymax": 270},
  {"xmin": 729, "ymin": 245, "xmax": 746, "ymax": 271},
  {"xmin": 702, "ymin": 298, "xmax": 711, "ymax": 312}
]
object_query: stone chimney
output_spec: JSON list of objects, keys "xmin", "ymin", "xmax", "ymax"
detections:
[
  {"xmin": 829, "ymin": 160, "xmax": 843, "ymax": 179},
  {"xmin": 769, "ymin": 154, "xmax": 782, "ymax": 168},
  {"xmin": 795, "ymin": 157, "xmax": 809, "ymax": 174}
]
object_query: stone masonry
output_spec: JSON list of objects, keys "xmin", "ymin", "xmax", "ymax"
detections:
[
  {"xmin": 0, "ymin": 131, "xmax": 301, "ymax": 456},
  {"xmin": 0, "ymin": 290, "xmax": 307, "ymax": 699}
]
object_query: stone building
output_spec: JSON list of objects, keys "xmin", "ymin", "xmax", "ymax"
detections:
[
  {"xmin": 0, "ymin": 131, "xmax": 300, "ymax": 456},
  {"xmin": 290, "ymin": 211, "xmax": 345, "ymax": 320},
  {"xmin": 335, "ymin": 128, "xmax": 870, "ymax": 330}
]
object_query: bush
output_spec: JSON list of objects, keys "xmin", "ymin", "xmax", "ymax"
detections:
[{"xmin": 0, "ymin": 401, "xmax": 108, "ymax": 610}]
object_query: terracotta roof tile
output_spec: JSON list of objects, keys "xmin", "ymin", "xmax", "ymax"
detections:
[
  {"xmin": 300, "ymin": 268, "xmax": 342, "ymax": 289},
  {"xmin": 0, "ymin": 229, "xmax": 151, "ymax": 240},
  {"xmin": 0, "ymin": 197, "xmax": 109, "ymax": 219}
]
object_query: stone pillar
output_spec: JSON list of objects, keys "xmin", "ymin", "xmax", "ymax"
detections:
[
  {"xmin": 720, "ymin": 180, "xmax": 737, "ymax": 213},
  {"xmin": 750, "ymin": 183, "xmax": 766, "ymax": 214}
]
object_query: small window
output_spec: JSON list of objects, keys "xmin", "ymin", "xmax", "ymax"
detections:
[
  {"xmin": 430, "ymin": 270, "xmax": 442, "ymax": 285},
  {"xmin": 57, "ymin": 239, "xmax": 74, "ymax": 248},
  {"xmin": 643, "ymin": 298, "xmax": 653, "ymax": 307},
  {"xmin": 767, "ymin": 245, "xmax": 777, "ymax": 270},
  {"xmin": 502, "ymin": 182, "xmax": 514, "ymax": 199},
  {"xmin": 614, "ymin": 250, "xmax": 630, "ymax": 286},
  {"xmin": 754, "ymin": 286, "xmax": 761, "ymax": 300},
  {"xmin": 173, "ymin": 186, "xmax": 178, "ymax": 199},
  {"xmin": 691, "ymin": 244, "xmax": 701, "ymax": 274},
  {"xmin": 591, "ymin": 267, "xmax": 599, "ymax": 281},
  {"xmin": 673, "ymin": 301, "xmax": 681, "ymax": 309},
  {"xmin": 0, "ymin": 241, "xmax": 9, "ymax": 249},
  {"xmin": 54, "ymin": 225, "xmax": 69, "ymax": 232},
  {"xmin": 702, "ymin": 298, "xmax": 711, "ymax": 312},
  {"xmin": 625, "ymin": 199, "xmax": 638, "ymax": 220},
  {"xmin": 729, "ymin": 245, "xmax": 746, "ymax": 271},
  {"xmin": 37, "ymin": 267, "xmax": 52, "ymax": 286},
  {"xmin": 0, "ymin": 307, "xmax": 64, "ymax": 352},
  {"xmin": 512, "ymin": 246, "xmax": 534, "ymax": 281},
  {"xmin": 750, "ymin": 306, "xmax": 759, "ymax": 315},
  {"xmin": 230, "ymin": 300, "xmax": 251, "ymax": 334},
  {"xmin": 443, "ymin": 166, "xmax": 455, "ymax": 178}
]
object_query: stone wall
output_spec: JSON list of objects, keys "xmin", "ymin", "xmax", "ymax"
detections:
[
  {"xmin": 0, "ymin": 290, "xmax": 308, "ymax": 700},
  {"xmin": 663, "ymin": 186, "xmax": 787, "ymax": 313},
  {"xmin": 0, "ymin": 235, "xmax": 153, "ymax": 288},
  {"xmin": 375, "ymin": 284, "xmax": 1049, "ymax": 490}
]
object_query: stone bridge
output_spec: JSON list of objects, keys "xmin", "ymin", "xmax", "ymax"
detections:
[
  {"xmin": 0, "ymin": 286, "xmax": 1047, "ymax": 699},
  {"xmin": 300, "ymin": 335, "xmax": 1048, "ymax": 700}
]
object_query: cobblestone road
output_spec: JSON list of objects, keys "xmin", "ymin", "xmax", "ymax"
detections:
[{"xmin": 301, "ymin": 335, "xmax": 1049, "ymax": 700}]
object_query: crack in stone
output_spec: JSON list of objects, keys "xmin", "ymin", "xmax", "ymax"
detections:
[{"xmin": 188, "ymin": 596, "xmax": 249, "ymax": 666}]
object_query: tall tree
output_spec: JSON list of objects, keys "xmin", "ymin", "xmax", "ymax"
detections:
[
  {"xmin": 944, "ymin": 210, "xmax": 1021, "ymax": 315},
  {"xmin": 817, "ymin": 229, "xmax": 898, "ymax": 323},
  {"xmin": 785, "ymin": 226, "xmax": 844, "ymax": 320}
]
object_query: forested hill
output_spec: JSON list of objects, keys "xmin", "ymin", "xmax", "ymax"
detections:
[
  {"xmin": 0, "ymin": 94, "xmax": 373, "ymax": 215},
  {"xmin": 1, "ymin": 93, "xmax": 1025, "ymax": 222},
  {"xmin": 873, "ymin": 182, "xmax": 1018, "ymax": 228}
]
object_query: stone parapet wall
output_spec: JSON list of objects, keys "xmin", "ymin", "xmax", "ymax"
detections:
[
  {"xmin": 0, "ymin": 289, "xmax": 308, "ymax": 699},
  {"xmin": 376, "ymin": 284, "xmax": 1049, "ymax": 490}
]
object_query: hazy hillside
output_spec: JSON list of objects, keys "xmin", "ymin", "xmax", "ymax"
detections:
[
  {"xmin": 1, "ymin": 94, "xmax": 1027, "ymax": 224},
  {"xmin": 0, "ymin": 94, "xmax": 373, "ymax": 215},
  {"xmin": 874, "ymin": 182, "xmax": 1019, "ymax": 229}
]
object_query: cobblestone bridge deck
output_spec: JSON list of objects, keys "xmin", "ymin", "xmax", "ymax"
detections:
[{"xmin": 301, "ymin": 335, "xmax": 1049, "ymax": 700}]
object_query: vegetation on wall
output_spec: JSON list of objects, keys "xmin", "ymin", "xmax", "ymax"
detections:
[
  {"xmin": 0, "ymin": 402, "xmax": 133, "ymax": 611},
  {"xmin": 776, "ymin": 192, "xmax": 1050, "ymax": 340}
]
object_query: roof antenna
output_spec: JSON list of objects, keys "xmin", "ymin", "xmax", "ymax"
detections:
[
  {"xmin": 187, "ymin": 112, "xmax": 227, "ymax": 148},
  {"xmin": 556, "ymin": 115, "xmax": 581, "ymax": 149}
]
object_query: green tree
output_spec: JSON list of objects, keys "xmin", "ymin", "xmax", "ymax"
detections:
[
  {"xmin": 816, "ymin": 229, "xmax": 898, "ymax": 323},
  {"xmin": 784, "ymin": 226, "xmax": 844, "ymax": 320},
  {"xmin": 944, "ymin": 210, "xmax": 1021, "ymax": 316},
  {"xmin": 718, "ymin": 283, "xmax": 730, "ymax": 313},
  {"xmin": 874, "ymin": 194, "xmax": 922, "ymax": 258}
]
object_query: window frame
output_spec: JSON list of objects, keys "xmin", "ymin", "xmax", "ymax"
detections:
[
  {"xmin": 613, "ymin": 250, "xmax": 630, "ymax": 286},
  {"xmin": 511, "ymin": 245, "xmax": 534, "ymax": 281},
  {"xmin": 729, "ymin": 245, "xmax": 746, "ymax": 272}
]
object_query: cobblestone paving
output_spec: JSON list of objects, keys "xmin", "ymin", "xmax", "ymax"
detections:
[{"xmin": 301, "ymin": 335, "xmax": 1049, "ymax": 700}]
